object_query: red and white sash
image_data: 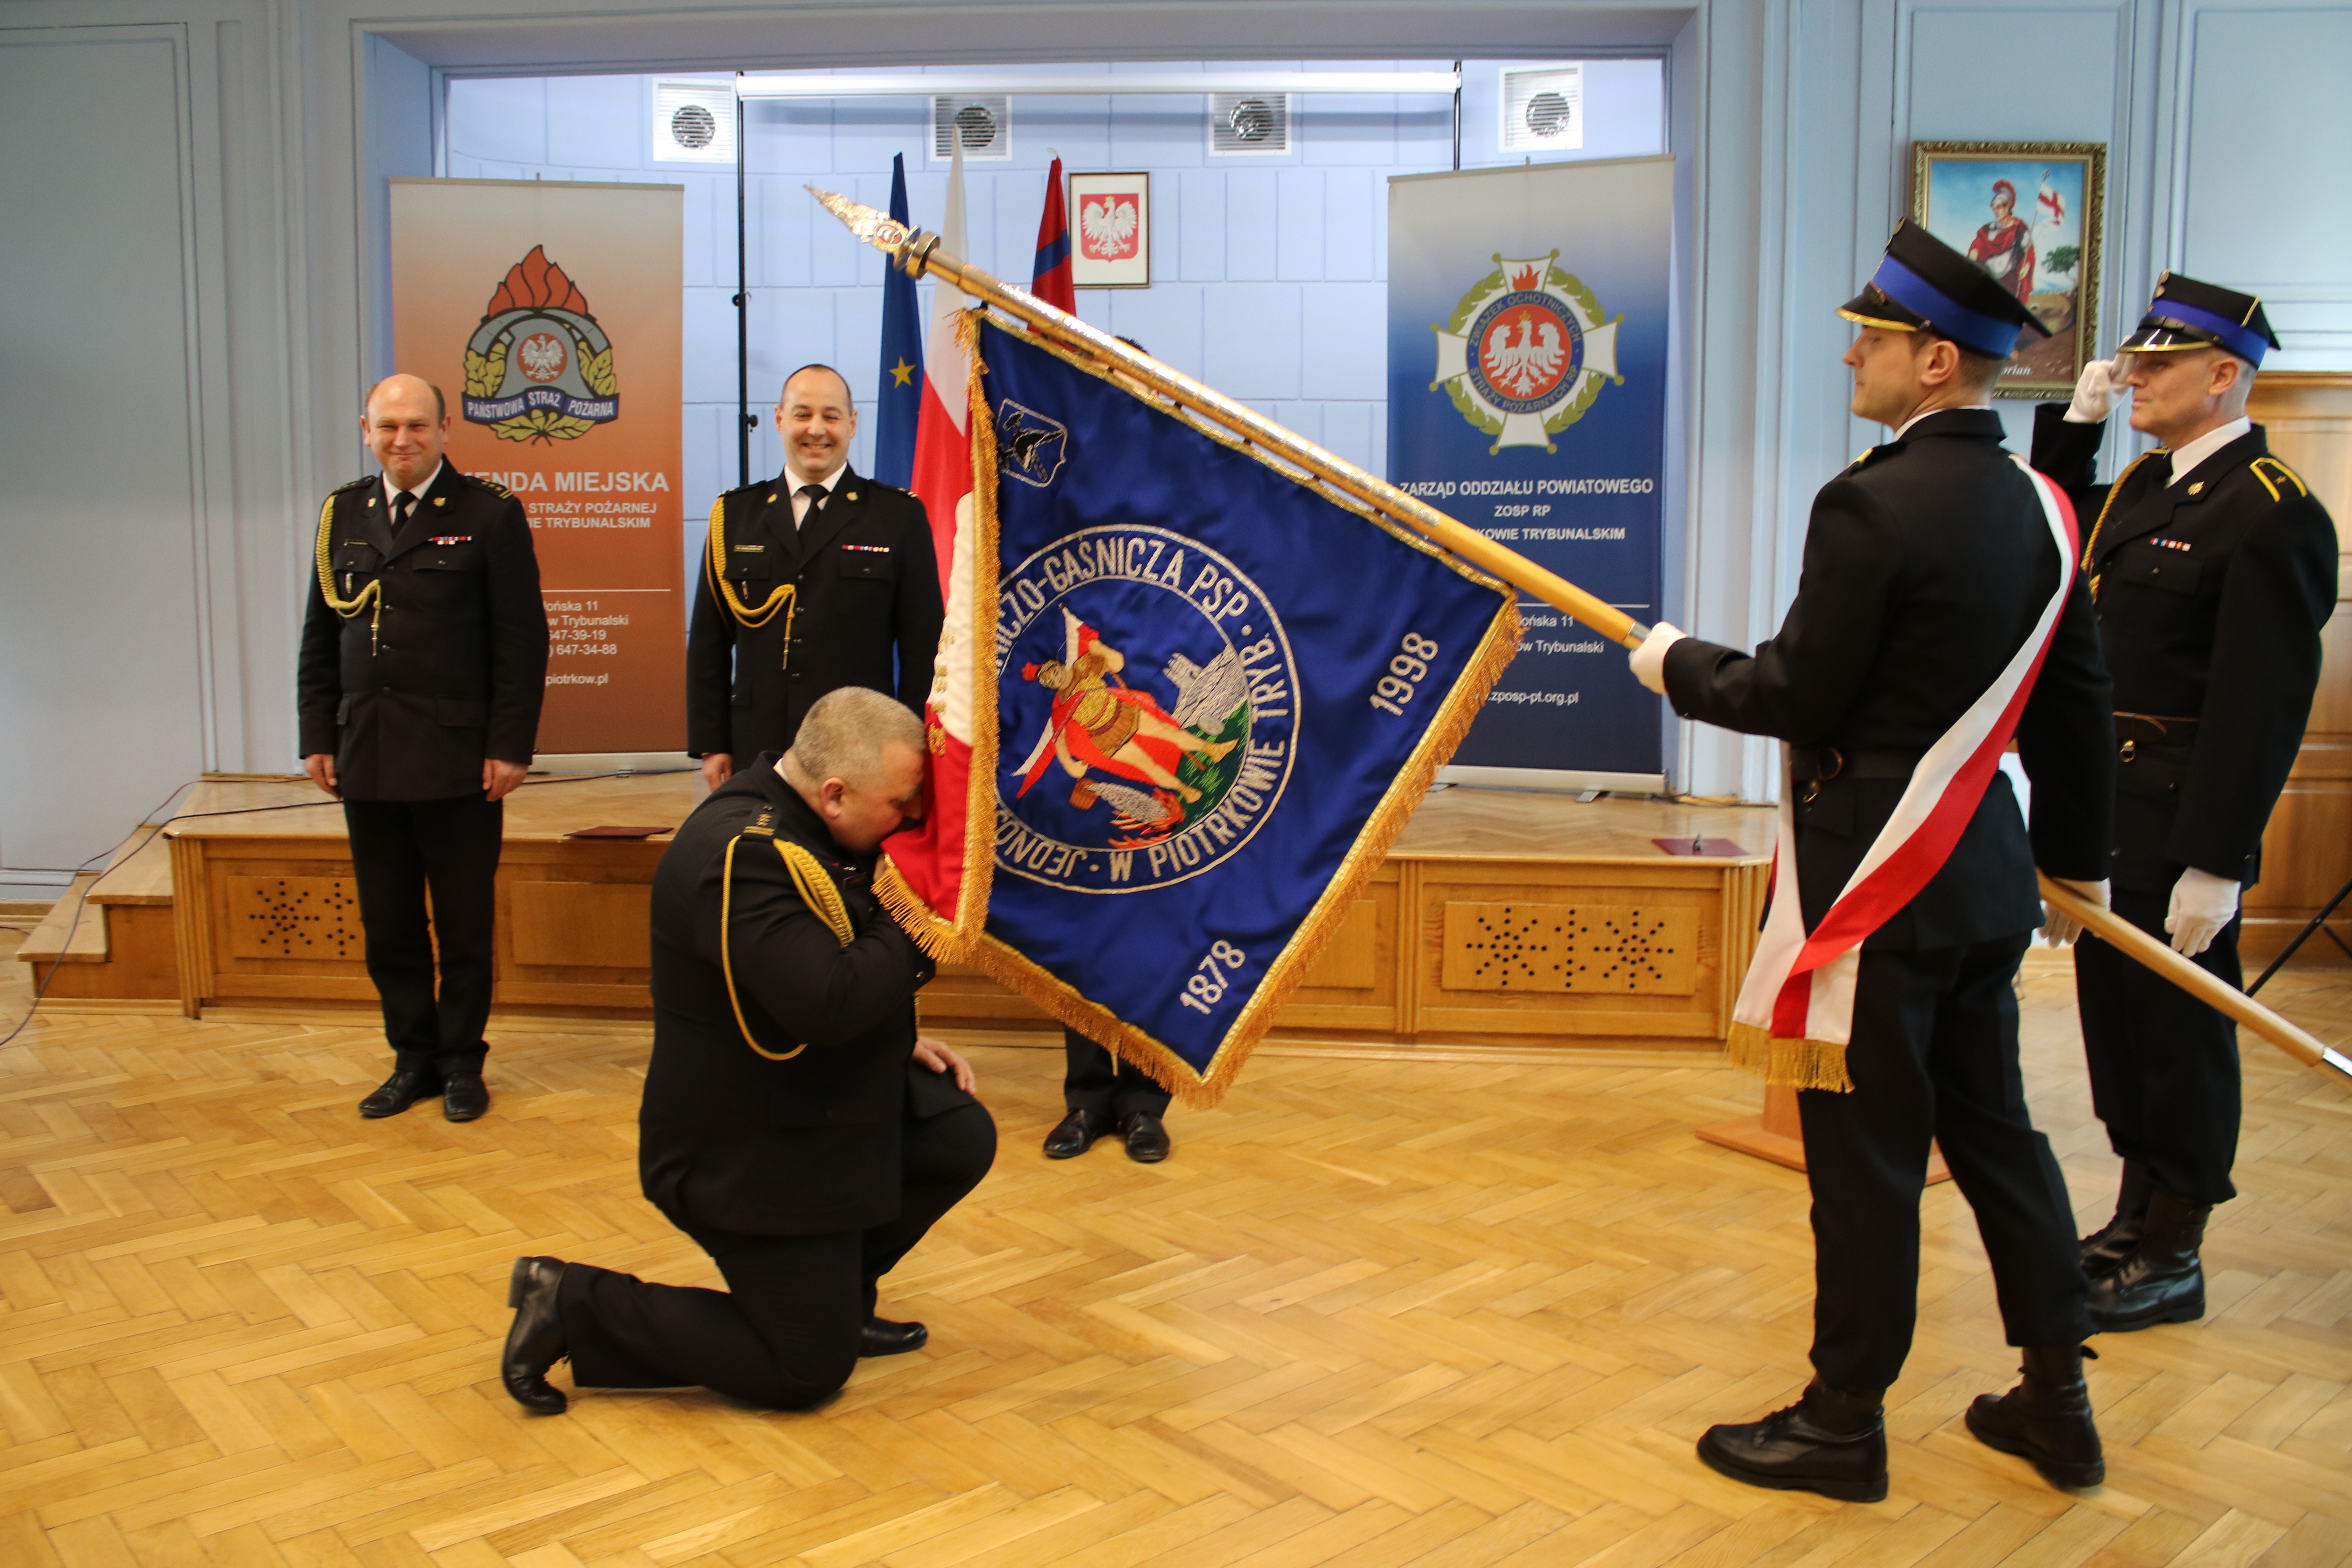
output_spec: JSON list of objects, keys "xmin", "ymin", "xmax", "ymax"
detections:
[{"xmin": 1726, "ymin": 456, "xmax": 2080, "ymax": 1091}]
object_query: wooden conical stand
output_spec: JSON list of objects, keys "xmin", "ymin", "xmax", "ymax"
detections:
[{"xmin": 1698, "ymin": 1083, "xmax": 1951, "ymax": 1185}]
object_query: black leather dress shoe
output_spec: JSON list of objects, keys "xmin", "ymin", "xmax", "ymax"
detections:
[
  {"xmin": 1697, "ymin": 1382, "xmax": 1888, "ymax": 1503},
  {"xmin": 1119, "ymin": 1112, "xmax": 1171, "ymax": 1164},
  {"xmin": 1965, "ymin": 1344, "xmax": 2105, "ymax": 1488},
  {"xmin": 859, "ymin": 1317, "xmax": 930, "ymax": 1356},
  {"xmin": 502, "ymin": 1256, "xmax": 570, "ymax": 1414},
  {"xmin": 443, "ymin": 1073, "xmax": 490, "ymax": 1123},
  {"xmin": 1042, "ymin": 1108, "xmax": 1103, "ymax": 1159},
  {"xmin": 359, "ymin": 1070, "xmax": 443, "ymax": 1119}
]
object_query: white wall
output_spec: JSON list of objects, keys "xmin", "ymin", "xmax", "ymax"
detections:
[
  {"xmin": 2, "ymin": 0, "xmax": 2348, "ymax": 885},
  {"xmin": 443, "ymin": 61, "xmax": 1666, "ymax": 592}
]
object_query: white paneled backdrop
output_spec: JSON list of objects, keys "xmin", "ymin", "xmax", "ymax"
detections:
[{"xmin": 1, "ymin": 0, "xmax": 2348, "ymax": 890}]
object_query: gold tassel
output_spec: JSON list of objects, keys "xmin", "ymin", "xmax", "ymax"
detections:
[{"xmin": 1725, "ymin": 1021, "xmax": 1855, "ymax": 1093}]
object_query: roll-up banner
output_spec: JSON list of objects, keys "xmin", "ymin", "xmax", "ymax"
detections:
[
  {"xmin": 1387, "ymin": 156, "xmax": 1673, "ymax": 789},
  {"xmin": 388, "ymin": 177, "xmax": 684, "ymax": 755}
]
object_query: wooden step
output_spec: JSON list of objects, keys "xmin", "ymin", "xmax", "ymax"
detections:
[{"xmin": 15, "ymin": 873, "xmax": 106, "ymax": 964}]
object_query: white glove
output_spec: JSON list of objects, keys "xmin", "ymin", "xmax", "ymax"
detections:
[
  {"xmin": 1629, "ymin": 621, "xmax": 1685, "ymax": 696},
  {"xmin": 2040, "ymin": 876, "xmax": 2109, "ymax": 947},
  {"xmin": 2166, "ymin": 867, "xmax": 2240, "ymax": 956},
  {"xmin": 2065, "ymin": 359, "xmax": 2116, "ymax": 424}
]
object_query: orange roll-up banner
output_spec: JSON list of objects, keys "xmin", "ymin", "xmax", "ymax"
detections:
[{"xmin": 389, "ymin": 177, "xmax": 685, "ymax": 755}]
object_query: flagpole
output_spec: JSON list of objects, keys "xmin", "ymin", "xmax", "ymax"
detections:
[
  {"xmin": 808, "ymin": 185, "xmax": 1652, "ymax": 651},
  {"xmin": 2038, "ymin": 876, "xmax": 2352, "ymax": 1082}
]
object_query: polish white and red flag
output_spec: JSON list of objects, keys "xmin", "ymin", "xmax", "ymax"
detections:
[
  {"xmin": 1727, "ymin": 458, "xmax": 2080, "ymax": 1090},
  {"xmin": 878, "ymin": 146, "xmax": 992, "ymax": 951}
]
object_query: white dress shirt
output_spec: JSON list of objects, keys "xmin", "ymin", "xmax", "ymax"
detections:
[
  {"xmin": 2164, "ymin": 416, "xmax": 2252, "ymax": 488},
  {"xmin": 786, "ymin": 463, "xmax": 847, "ymax": 530}
]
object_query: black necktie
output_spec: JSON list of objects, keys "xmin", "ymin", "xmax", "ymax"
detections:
[
  {"xmin": 391, "ymin": 489, "xmax": 417, "ymax": 529},
  {"xmin": 796, "ymin": 483, "xmax": 827, "ymax": 530}
]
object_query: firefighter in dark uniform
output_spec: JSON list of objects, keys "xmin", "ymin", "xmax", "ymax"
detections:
[
  {"xmin": 498, "ymin": 688, "xmax": 995, "ymax": 1413},
  {"xmin": 1630, "ymin": 223, "xmax": 2117, "ymax": 1499},
  {"xmin": 2031, "ymin": 275, "xmax": 2337, "ymax": 1333},
  {"xmin": 299, "ymin": 374, "xmax": 549, "ymax": 1123},
  {"xmin": 687, "ymin": 364, "xmax": 943, "ymax": 791}
]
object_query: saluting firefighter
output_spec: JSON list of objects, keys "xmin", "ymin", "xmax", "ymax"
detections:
[
  {"xmin": 1630, "ymin": 221, "xmax": 2117, "ymax": 1500},
  {"xmin": 687, "ymin": 364, "xmax": 943, "ymax": 791},
  {"xmin": 298, "ymin": 374, "xmax": 549, "ymax": 1123},
  {"xmin": 2030, "ymin": 276, "xmax": 2337, "ymax": 1333},
  {"xmin": 499, "ymin": 688, "xmax": 995, "ymax": 1414}
]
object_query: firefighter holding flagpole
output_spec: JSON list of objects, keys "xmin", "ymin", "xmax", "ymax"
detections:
[{"xmin": 1630, "ymin": 220, "xmax": 2119, "ymax": 1500}]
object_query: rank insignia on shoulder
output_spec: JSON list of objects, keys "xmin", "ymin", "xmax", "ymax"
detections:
[
  {"xmin": 742, "ymin": 808, "xmax": 777, "ymax": 838},
  {"xmin": 2250, "ymin": 456, "xmax": 2310, "ymax": 502},
  {"xmin": 333, "ymin": 475, "xmax": 374, "ymax": 495}
]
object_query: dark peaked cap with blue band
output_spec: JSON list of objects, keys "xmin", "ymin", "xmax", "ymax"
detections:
[
  {"xmin": 1838, "ymin": 218, "xmax": 2052, "ymax": 358},
  {"xmin": 2119, "ymin": 272, "xmax": 2279, "ymax": 367}
]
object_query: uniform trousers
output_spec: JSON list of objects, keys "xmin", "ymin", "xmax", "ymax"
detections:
[
  {"xmin": 343, "ymin": 795, "xmax": 503, "ymax": 1078},
  {"xmin": 558, "ymin": 1101, "xmax": 996, "ymax": 1409},
  {"xmin": 1062, "ymin": 1027, "xmax": 1171, "ymax": 1121},
  {"xmin": 1797, "ymin": 932, "xmax": 2092, "ymax": 1392},
  {"xmin": 2073, "ymin": 889, "xmax": 2242, "ymax": 1204}
]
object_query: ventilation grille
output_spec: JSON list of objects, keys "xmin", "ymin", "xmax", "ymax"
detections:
[
  {"xmin": 1209, "ymin": 92, "xmax": 1292, "ymax": 155},
  {"xmin": 932, "ymin": 96, "xmax": 1010, "ymax": 160},
  {"xmin": 1499, "ymin": 65, "xmax": 1584, "ymax": 153},
  {"xmin": 653, "ymin": 80, "xmax": 735, "ymax": 163}
]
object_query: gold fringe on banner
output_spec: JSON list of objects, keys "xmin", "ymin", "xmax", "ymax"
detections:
[
  {"xmin": 874, "ymin": 309, "xmax": 1005, "ymax": 964},
  {"xmin": 942, "ymin": 309, "xmax": 1522, "ymax": 1107},
  {"xmin": 1724, "ymin": 1021, "xmax": 1856, "ymax": 1093}
]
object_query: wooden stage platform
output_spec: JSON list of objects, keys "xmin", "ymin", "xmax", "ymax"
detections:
[{"xmin": 19, "ymin": 773, "xmax": 1773, "ymax": 1052}]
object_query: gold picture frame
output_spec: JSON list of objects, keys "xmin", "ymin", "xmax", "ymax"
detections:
[{"xmin": 1911, "ymin": 141, "xmax": 2105, "ymax": 398}]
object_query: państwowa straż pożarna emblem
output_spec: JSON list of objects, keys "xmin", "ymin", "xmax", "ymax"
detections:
[
  {"xmin": 1432, "ymin": 252, "xmax": 1622, "ymax": 454},
  {"xmin": 463, "ymin": 245, "xmax": 620, "ymax": 443}
]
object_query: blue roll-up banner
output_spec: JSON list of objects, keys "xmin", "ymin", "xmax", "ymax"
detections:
[{"xmin": 1387, "ymin": 156, "xmax": 1674, "ymax": 787}]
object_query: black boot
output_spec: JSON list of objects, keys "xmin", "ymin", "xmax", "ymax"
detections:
[
  {"xmin": 1965, "ymin": 1344, "xmax": 2104, "ymax": 1488},
  {"xmin": 1696, "ymin": 1381, "xmax": 1888, "ymax": 1503},
  {"xmin": 2087, "ymin": 1190, "xmax": 2209, "ymax": 1332},
  {"xmin": 2080, "ymin": 1161, "xmax": 2152, "ymax": 1278},
  {"xmin": 502, "ymin": 1256, "xmax": 570, "ymax": 1414}
]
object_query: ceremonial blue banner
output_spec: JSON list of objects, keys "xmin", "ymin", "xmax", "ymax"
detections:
[
  {"xmin": 1387, "ymin": 156, "xmax": 1674, "ymax": 785},
  {"xmin": 966, "ymin": 318, "xmax": 1517, "ymax": 1099}
]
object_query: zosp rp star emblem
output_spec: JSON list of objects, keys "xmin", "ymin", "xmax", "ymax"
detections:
[{"xmin": 1431, "ymin": 252, "xmax": 1622, "ymax": 454}]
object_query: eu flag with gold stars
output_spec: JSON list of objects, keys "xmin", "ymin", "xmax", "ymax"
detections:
[{"xmin": 871, "ymin": 153, "xmax": 922, "ymax": 488}]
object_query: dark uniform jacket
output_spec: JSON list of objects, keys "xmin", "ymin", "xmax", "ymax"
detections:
[
  {"xmin": 685, "ymin": 468, "xmax": 943, "ymax": 762},
  {"xmin": 639, "ymin": 757, "xmax": 967, "ymax": 1236},
  {"xmin": 2031, "ymin": 408, "xmax": 2336, "ymax": 894},
  {"xmin": 1664, "ymin": 408, "xmax": 2116, "ymax": 948},
  {"xmin": 296, "ymin": 465, "xmax": 549, "ymax": 800}
]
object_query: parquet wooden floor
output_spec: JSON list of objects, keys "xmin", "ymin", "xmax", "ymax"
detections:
[{"xmin": 1, "ymin": 932, "xmax": 2346, "ymax": 1566}]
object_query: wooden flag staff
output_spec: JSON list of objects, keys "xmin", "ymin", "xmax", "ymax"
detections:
[
  {"xmin": 2038, "ymin": 874, "xmax": 2352, "ymax": 1080},
  {"xmin": 808, "ymin": 185, "xmax": 1651, "ymax": 652},
  {"xmin": 807, "ymin": 186, "xmax": 2352, "ymax": 1091}
]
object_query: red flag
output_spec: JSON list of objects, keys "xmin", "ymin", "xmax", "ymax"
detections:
[
  {"xmin": 1031, "ymin": 157, "xmax": 1075, "ymax": 312},
  {"xmin": 880, "ymin": 148, "xmax": 989, "ymax": 950}
]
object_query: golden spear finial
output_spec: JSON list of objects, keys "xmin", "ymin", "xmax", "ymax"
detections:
[{"xmin": 805, "ymin": 185, "xmax": 935, "ymax": 276}]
